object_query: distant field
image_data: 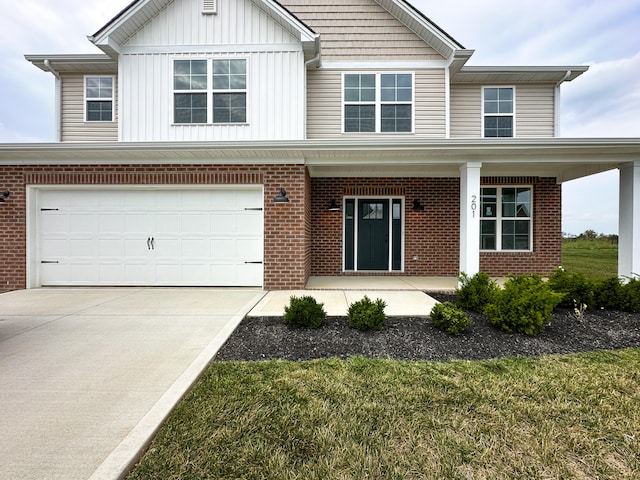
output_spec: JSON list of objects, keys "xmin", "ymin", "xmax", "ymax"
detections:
[{"xmin": 562, "ymin": 239, "xmax": 618, "ymax": 279}]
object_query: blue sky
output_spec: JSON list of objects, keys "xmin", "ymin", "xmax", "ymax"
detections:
[{"xmin": 1, "ymin": 0, "xmax": 638, "ymax": 235}]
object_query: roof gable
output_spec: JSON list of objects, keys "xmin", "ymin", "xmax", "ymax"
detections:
[
  {"xmin": 279, "ymin": 0, "xmax": 464, "ymax": 61},
  {"xmin": 90, "ymin": 0, "xmax": 318, "ymax": 58}
]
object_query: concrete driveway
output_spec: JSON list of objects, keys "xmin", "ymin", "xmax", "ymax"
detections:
[{"xmin": 0, "ymin": 288, "xmax": 265, "ymax": 480}]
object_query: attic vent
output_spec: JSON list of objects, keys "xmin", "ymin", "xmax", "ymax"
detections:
[{"xmin": 202, "ymin": 0, "xmax": 217, "ymax": 14}]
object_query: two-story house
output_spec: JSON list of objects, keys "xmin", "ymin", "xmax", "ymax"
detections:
[{"xmin": 0, "ymin": 0, "xmax": 638, "ymax": 291}]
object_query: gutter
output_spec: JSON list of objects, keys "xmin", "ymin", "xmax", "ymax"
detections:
[
  {"xmin": 43, "ymin": 59, "xmax": 62, "ymax": 142},
  {"xmin": 554, "ymin": 70, "xmax": 572, "ymax": 137}
]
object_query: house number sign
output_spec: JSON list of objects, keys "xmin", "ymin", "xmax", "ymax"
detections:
[{"xmin": 471, "ymin": 195, "xmax": 478, "ymax": 218}]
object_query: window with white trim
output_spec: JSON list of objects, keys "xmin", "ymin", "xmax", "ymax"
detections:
[
  {"xmin": 343, "ymin": 73, "xmax": 413, "ymax": 133},
  {"xmin": 85, "ymin": 76, "xmax": 114, "ymax": 122},
  {"xmin": 483, "ymin": 87, "xmax": 514, "ymax": 137},
  {"xmin": 212, "ymin": 59, "xmax": 246, "ymax": 123},
  {"xmin": 173, "ymin": 59, "xmax": 247, "ymax": 124},
  {"xmin": 480, "ymin": 186, "xmax": 532, "ymax": 251}
]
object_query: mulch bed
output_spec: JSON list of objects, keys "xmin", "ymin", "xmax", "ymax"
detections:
[{"xmin": 214, "ymin": 293, "xmax": 640, "ymax": 362}]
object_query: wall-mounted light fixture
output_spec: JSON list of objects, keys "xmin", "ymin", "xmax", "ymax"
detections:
[
  {"xmin": 328, "ymin": 199, "xmax": 341, "ymax": 212},
  {"xmin": 0, "ymin": 190, "xmax": 10, "ymax": 203},
  {"xmin": 274, "ymin": 188, "xmax": 289, "ymax": 203},
  {"xmin": 412, "ymin": 199, "xmax": 424, "ymax": 211}
]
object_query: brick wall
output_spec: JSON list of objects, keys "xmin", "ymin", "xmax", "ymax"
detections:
[
  {"xmin": 479, "ymin": 177, "xmax": 562, "ymax": 276},
  {"xmin": 311, "ymin": 176, "xmax": 561, "ymax": 277},
  {"xmin": 0, "ymin": 163, "xmax": 310, "ymax": 291}
]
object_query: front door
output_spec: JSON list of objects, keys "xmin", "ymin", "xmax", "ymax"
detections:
[
  {"xmin": 344, "ymin": 198, "xmax": 402, "ymax": 271},
  {"xmin": 357, "ymin": 200, "xmax": 389, "ymax": 270}
]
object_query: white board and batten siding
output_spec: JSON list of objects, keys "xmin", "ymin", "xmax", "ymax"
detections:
[
  {"xmin": 450, "ymin": 84, "xmax": 556, "ymax": 138},
  {"xmin": 60, "ymin": 73, "xmax": 118, "ymax": 142},
  {"xmin": 32, "ymin": 187, "xmax": 264, "ymax": 287},
  {"xmin": 119, "ymin": 0, "xmax": 306, "ymax": 142},
  {"xmin": 306, "ymin": 69, "xmax": 447, "ymax": 139}
]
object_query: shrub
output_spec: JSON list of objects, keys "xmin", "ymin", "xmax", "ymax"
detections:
[
  {"xmin": 484, "ymin": 274, "xmax": 564, "ymax": 336},
  {"xmin": 593, "ymin": 276, "xmax": 623, "ymax": 310},
  {"xmin": 620, "ymin": 277, "xmax": 640, "ymax": 312},
  {"xmin": 348, "ymin": 296, "xmax": 386, "ymax": 331},
  {"xmin": 455, "ymin": 272, "xmax": 500, "ymax": 312},
  {"xmin": 430, "ymin": 302, "xmax": 472, "ymax": 335},
  {"xmin": 547, "ymin": 268, "xmax": 594, "ymax": 308},
  {"xmin": 283, "ymin": 295, "xmax": 326, "ymax": 329}
]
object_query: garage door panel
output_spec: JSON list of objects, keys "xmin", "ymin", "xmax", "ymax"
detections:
[
  {"xmin": 181, "ymin": 214, "xmax": 210, "ymax": 234},
  {"xmin": 155, "ymin": 214, "xmax": 181, "ymax": 234},
  {"xmin": 36, "ymin": 188, "xmax": 263, "ymax": 287}
]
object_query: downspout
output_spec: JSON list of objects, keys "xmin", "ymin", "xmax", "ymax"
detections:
[
  {"xmin": 43, "ymin": 59, "xmax": 62, "ymax": 142},
  {"xmin": 302, "ymin": 36, "xmax": 322, "ymax": 140},
  {"xmin": 554, "ymin": 70, "xmax": 572, "ymax": 137}
]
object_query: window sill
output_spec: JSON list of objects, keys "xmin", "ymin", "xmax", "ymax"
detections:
[{"xmin": 172, "ymin": 123, "xmax": 250, "ymax": 126}]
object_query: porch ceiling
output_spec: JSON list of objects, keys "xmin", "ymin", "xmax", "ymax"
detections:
[{"xmin": 0, "ymin": 138, "xmax": 637, "ymax": 183}]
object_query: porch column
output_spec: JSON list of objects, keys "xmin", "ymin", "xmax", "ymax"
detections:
[
  {"xmin": 459, "ymin": 162, "xmax": 482, "ymax": 277},
  {"xmin": 619, "ymin": 160, "xmax": 640, "ymax": 279}
]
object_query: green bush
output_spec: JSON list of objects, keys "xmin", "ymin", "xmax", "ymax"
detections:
[
  {"xmin": 348, "ymin": 296, "xmax": 386, "ymax": 331},
  {"xmin": 593, "ymin": 276, "xmax": 640, "ymax": 312},
  {"xmin": 455, "ymin": 272, "xmax": 500, "ymax": 312},
  {"xmin": 430, "ymin": 302, "xmax": 472, "ymax": 335},
  {"xmin": 484, "ymin": 274, "xmax": 564, "ymax": 336},
  {"xmin": 620, "ymin": 277, "xmax": 640, "ymax": 312},
  {"xmin": 547, "ymin": 268, "xmax": 595, "ymax": 308},
  {"xmin": 283, "ymin": 295, "xmax": 326, "ymax": 329},
  {"xmin": 593, "ymin": 276, "xmax": 623, "ymax": 310}
]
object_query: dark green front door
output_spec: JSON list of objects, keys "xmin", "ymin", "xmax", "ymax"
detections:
[{"xmin": 357, "ymin": 200, "xmax": 389, "ymax": 270}]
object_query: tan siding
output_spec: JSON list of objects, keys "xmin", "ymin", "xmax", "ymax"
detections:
[
  {"xmin": 450, "ymin": 84, "xmax": 481, "ymax": 138},
  {"xmin": 450, "ymin": 83, "xmax": 556, "ymax": 138},
  {"xmin": 307, "ymin": 69, "xmax": 342, "ymax": 138},
  {"xmin": 517, "ymin": 84, "xmax": 555, "ymax": 138},
  {"xmin": 280, "ymin": 0, "xmax": 444, "ymax": 61},
  {"xmin": 306, "ymin": 69, "xmax": 446, "ymax": 139},
  {"xmin": 60, "ymin": 73, "xmax": 118, "ymax": 142},
  {"xmin": 415, "ymin": 70, "xmax": 446, "ymax": 137}
]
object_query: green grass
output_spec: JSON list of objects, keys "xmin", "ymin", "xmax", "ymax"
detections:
[
  {"xmin": 562, "ymin": 239, "xmax": 618, "ymax": 279},
  {"xmin": 127, "ymin": 350, "xmax": 640, "ymax": 479}
]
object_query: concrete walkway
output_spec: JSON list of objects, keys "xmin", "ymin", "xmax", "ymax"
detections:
[
  {"xmin": 0, "ymin": 288, "xmax": 265, "ymax": 480},
  {"xmin": 248, "ymin": 276, "xmax": 454, "ymax": 317}
]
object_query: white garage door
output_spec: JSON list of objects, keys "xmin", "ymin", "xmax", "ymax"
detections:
[{"xmin": 35, "ymin": 187, "xmax": 263, "ymax": 287}]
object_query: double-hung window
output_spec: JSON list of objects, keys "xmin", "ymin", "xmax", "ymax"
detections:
[
  {"xmin": 212, "ymin": 59, "xmax": 246, "ymax": 123},
  {"xmin": 85, "ymin": 76, "xmax": 114, "ymax": 122},
  {"xmin": 173, "ymin": 59, "xmax": 247, "ymax": 124},
  {"xmin": 483, "ymin": 87, "xmax": 514, "ymax": 137},
  {"xmin": 344, "ymin": 73, "xmax": 413, "ymax": 133},
  {"xmin": 480, "ymin": 186, "xmax": 532, "ymax": 251},
  {"xmin": 174, "ymin": 60, "xmax": 208, "ymax": 124}
]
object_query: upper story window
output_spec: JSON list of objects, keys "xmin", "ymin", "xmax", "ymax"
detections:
[
  {"xmin": 480, "ymin": 186, "xmax": 532, "ymax": 251},
  {"xmin": 343, "ymin": 73, "xmax": 413, "ymax": 133},
  {"xmin": 212, "ymin": 59, "xmax": 246, "ymax": 123},
  {"xmin": 173, "ymin": 59, "xmax": 247, "ymax": 125},
  {"xmin": 85, "ymin": 76, "xmax": 114, "ymax": 122},
  {"xmin": 483, "ymin": 87, "xmax": 514, "ymax": 137}
]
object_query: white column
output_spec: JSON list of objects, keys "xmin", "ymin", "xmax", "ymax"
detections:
[
  {"xmin": 619, "ymin": 160, "xmax": 640, "ymax": 279},
  {"xmin": 459, "ymin": 162, "xmax": 482, "ymax": 277}
]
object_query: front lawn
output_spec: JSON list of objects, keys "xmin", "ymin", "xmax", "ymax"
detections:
[
  {"xmin": 562, "ymin": 239, "xmax": 618, "ymax": 279},
  {"xmin": 127, "ymin": 350, "xmax": 640, "ymax": 479}
]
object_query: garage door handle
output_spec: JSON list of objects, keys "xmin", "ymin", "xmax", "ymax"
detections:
[
  {"xmin": 151, "ymin": 237, "xmax": 155, "ymax": 250},
  {"xmin": 245, "ymin": 261, "xmax": 263, "ymax": 264},
  {"xmin": 147, "ymin": 237, "xmax": 151, "ymax": 250}
]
